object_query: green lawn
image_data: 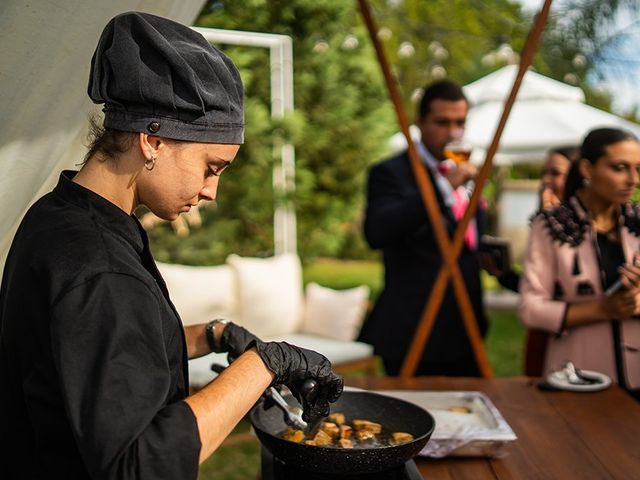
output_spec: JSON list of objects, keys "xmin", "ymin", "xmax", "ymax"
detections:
[
  {"xmin": 198, "ymin": 259, "xmax": 526, "ymax": 479},
  {"xmin": 302, "ymin": 257, "xmax": 383, "ymax": 298},
  {"xmin": 303, "ymin": 258, "xmax": 525, "ymax": 377},
  {"xmin": 485, "ymin": 309, "xmax": 525, "ymax": 377}
]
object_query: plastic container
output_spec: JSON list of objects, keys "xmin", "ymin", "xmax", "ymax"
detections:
[{"xmin": 376, "ymin": 390, "xmax": 517, "ymax": 458}]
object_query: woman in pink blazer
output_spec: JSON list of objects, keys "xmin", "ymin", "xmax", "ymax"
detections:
[{"xmin": 520, "ymin": 128, "xmax": 640, "ymax": 399}]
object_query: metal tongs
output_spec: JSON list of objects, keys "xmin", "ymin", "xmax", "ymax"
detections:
[
  {"xmin": 211, "ymin": 363, "xmax": 320, "ymax": 431},
  {"xmin": 263, "ymin": 386, "xmax": 308, "ymax": 430},
  {"xmin": 264, "ymin": 379, "xmax": 322, "ymax": 432}
]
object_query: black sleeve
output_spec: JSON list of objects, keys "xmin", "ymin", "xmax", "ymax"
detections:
[
  {"xmin": 363, "ymin": 161, "xmax": 430, "ymax": 248},
  {"xmin": 498, "ymin": 270, "xmax": 521, "ymax": 293},
  {"xmin": 50, "ymin": 273, "xmax": 201, "ymax": 480}
]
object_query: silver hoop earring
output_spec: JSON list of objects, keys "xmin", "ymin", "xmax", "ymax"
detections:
[{"xmin": 145, "ymin": 156, "xmax": 156, "ymax": 171}]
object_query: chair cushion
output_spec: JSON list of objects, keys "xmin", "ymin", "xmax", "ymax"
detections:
[
  {"xmin": 299, "ymin": 283, "xmax": 370, "ymax": 341},
  {"xmin": 265, "ymin": 333, "xmax": 374, "ymax": 366},
  {"xmin": 188, "ymin": 352, "xmax": 229, "ymax": 389},
  {"xmin": 226, "ymin": 253, "xmax": 303, "ymax": 338},
  {"xmin": 156, "ymin": 262, "xmax": 236, "ymax": 326}
]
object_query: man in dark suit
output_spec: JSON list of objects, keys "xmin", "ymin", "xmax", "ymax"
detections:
[{"xmin": 358, "ymin": 80, "xmax": 488, "ymax": 376}]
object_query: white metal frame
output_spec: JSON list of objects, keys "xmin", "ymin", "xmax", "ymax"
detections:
[{"xmin": 193, "ymin": 27, "xmax": 296, "ymax": 255}]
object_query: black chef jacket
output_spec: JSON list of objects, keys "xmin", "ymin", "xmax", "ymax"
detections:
[{"xmin": 0, "ymin": 171, "xmax": 201, "ymax": 479}]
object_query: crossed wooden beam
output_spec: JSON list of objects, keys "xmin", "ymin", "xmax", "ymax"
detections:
[{"xmin": 357, "ymin": 0, "xmax": 553, "ymax": 377}]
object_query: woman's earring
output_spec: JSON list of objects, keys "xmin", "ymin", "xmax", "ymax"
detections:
[
  {"xmin": 583, "ymin": 177, "xmax": 591, "ymax": 187},
  {"xmin": 145, "ymin": 156, "xmax": 156, "ymax": 171}
]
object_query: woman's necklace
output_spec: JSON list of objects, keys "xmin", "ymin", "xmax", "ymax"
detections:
[
  {"xmin": 579, "ymin": 191, "xmax": 621, "ymax": 242},
  {"xmin": 595, "ymin": 221, "xmax": 620, "ymax": 243}
]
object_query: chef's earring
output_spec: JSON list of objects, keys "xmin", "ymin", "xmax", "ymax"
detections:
[{"xmin": 145, "ymin": 156, "xmax": 156, "ymax": 171}]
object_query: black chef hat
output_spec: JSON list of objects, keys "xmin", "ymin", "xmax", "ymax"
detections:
[{"xmin": 88, "ymin": 11, "xmax": 244, "ymax": 144}]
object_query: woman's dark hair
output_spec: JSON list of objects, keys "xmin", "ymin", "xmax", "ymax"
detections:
[
  {"xmin": 548, "ymin": 145, "xmax": 580, "ymax": 162},
  {"xmin": 82, "ymin": 115, "xmax": 137, "ymax": 165},
  {"xmin": 563, "ymin": 127, "xmax": 638, "ymax": 200}
]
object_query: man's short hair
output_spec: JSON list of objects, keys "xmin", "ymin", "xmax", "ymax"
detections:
[{"xmin": 417, "ymin": 80, "xmax": 468, "ymax": 120}]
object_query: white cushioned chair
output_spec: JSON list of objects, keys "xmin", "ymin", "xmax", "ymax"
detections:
[{"xmin": 157, "ymin": 253, "xmax": 375, "ymax": 389}]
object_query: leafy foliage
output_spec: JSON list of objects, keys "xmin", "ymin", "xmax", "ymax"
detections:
[
  {"xmin": 366, "ymin": 0, "xmax": 526, "ymax": 110},
  {"xmin": 150, "ymin": 0, "xmax": 396, "ymax": 264},
  {"xmin": 148, "ymin": 0, "xmax": 634, "ymax": 264}
]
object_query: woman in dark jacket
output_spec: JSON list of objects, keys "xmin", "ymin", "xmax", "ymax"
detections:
[{"xmin": 0, "ymin": 12, "xmax": 342, "ymax": 479}]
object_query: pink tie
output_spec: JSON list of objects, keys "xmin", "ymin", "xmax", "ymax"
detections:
[{"xmin": 451, "ymin": 188, "xmax": 477, "ymax": 249}]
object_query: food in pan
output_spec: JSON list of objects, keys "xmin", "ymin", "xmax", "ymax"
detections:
[
  {"xmin": 328, "ymin": 412, "xmax": 346, "ymax": 425},
  {"xmin": 352, "ymin": 419, "xmax": 382, "ymax": 434},
  {"xmin": 319, "ymin": 421, "xmax": 340, "ymax": 439},
  {"xmin": 339, "ymin": 424, "xmax": 352, "ymax": 439},
  {"xmin": 281, "ymin": 413, "xmax": 414, "ymax": 448},
  {"xmin": 390, "ymin": 432, "xmax": 414, "ymax": 444},
  {"xmin": 447, "ymin": 405, "xmax": 472, "ymax": 414},
  {"xmin": 281, "ymin": 428, "xmax": 305, "ymax": 443},
  {"xmin": 306, "ymin": 429, "xmax": 333, "ymax": 446},
  {"xmin": 338, "ymin": 438, "xmax": 354, "ymax": 448}
]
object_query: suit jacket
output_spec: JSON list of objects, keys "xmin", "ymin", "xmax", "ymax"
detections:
[
  {"xmin": 358, "ymin": 150, "xmax": 488, "ymax": 375},
  {"xmin": 520, "ymin": 196, "xmax": 640, "ymax": 389}
]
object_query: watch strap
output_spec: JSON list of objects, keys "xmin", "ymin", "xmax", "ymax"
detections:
[{"xmin": 205, "ymin": 319, "xmax": 228, "ymax": 352}]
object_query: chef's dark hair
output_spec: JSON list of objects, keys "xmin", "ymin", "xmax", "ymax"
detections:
[
  {"xmin": 564, "ymin": 127, "xmax": 638, "ymax": 200},
  {"xmin": 83, "ymin": 116, "xmax": 136, "ymax": 164},
  {"xmin": 417, "ymin": 80, "xmax": 468, "ymax": 120}
]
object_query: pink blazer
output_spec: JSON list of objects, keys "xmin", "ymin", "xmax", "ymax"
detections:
[{"xmin": 519, "ymin": 197, "xmax": 640, "ymax": 389}]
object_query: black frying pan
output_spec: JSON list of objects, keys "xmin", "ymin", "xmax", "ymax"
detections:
[{"xmin": 250, "ymin": 390, "xmax": 435, "ymax": 475}]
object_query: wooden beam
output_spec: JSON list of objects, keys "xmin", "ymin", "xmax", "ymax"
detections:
[
  {"xmin": 358, "ymin": 0, "xmax": 554, "ymax": 378},
  {"xmin": 357, "ymin": 0, "xmax": 492, "ymax": 377}
]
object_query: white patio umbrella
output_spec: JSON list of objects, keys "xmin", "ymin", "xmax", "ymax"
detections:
[
  {"xmin": 464, "ymin": 65, "xmax": 640, "ymax": 165},
  {"xmin": 388, "ymin": 65, "xmax": 640, "ymax": 165}
]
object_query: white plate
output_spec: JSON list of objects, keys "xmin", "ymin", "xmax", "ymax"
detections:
[{"xmin": 545, "ymin": 369, "xmax": 612, "ymax": 392}]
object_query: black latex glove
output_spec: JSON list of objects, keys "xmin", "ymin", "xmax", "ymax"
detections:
[
  {"xmin": 217, "ymin": 322, "xmax": 260, "ymax": 362},
  {"xmin": 252, "ymin": 340, "xmax": 344, "ymax": 422}
]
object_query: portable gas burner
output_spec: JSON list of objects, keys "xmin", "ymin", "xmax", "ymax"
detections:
[{"xmin": 260, "ymin": 447, "xmax": 425, "ymax": 480}]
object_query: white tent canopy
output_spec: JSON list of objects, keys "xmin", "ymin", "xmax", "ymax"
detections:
[
  {"xmin": 389, "ymin": 65, "xmax": 640, "ymax": 165},
  {"xmin": 465, "ymin": 65, "xmax": 640, "ymax": 164},
  {"xmin": 0, "ymin": 1, "xmax": 206, "ymax": 268}
]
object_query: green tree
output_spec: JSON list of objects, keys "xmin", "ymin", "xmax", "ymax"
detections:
[
  {"xmin": 367, "ymin": 0, "xmax": 526, "ymax": 111},
  {"xmin": 149, "ymin": 0, "xmax": 396, "ymax": 264},
  {"xmin": 531, "ymin": 0, "xmax": 640, "ymax": 115},
  {"xmin": 148, "ymin": 0, "xmax": 638, "ymax": 265}
]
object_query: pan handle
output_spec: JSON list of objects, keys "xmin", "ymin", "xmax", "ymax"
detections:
[{"xmin": 210, "ymin": 363, "xmax": 226, "ymax": 374}]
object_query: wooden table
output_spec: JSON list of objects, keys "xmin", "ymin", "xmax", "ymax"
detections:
[{"xmin": 346, "ymin": 376, "xmax": 640, "ymax": 479}]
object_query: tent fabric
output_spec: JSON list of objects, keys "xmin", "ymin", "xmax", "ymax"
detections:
[
  {"xmin": 465, "ymin": 98, "xmax": 640, "ymax": 165},
  {"xmin": 388, "ymin": 65, "xmax": 640, "ymax": 166},
  {"xmin": 464, "ymin": 66, "xmax": 640, "ymax": 165},
  {"xmin": 0, "ymin": 0, "xmax": 206, "ymax": 271},
  {"xmin": 464, "ymin": 64, "xmax": 585, "ymax": 104}
]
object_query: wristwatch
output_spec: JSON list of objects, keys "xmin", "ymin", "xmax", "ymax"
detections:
[{"xmin": 206, "ymin": 318, "xmax": 228, "ymax": 352}]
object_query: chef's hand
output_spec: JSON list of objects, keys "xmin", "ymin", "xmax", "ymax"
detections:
[
  {"xmin": 216, "ymin": 322, "xmax": 260, "ymax": 361},
  {"xmin": 252, "ymin": 340, "xmax": 344, "ymax": 421}
]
